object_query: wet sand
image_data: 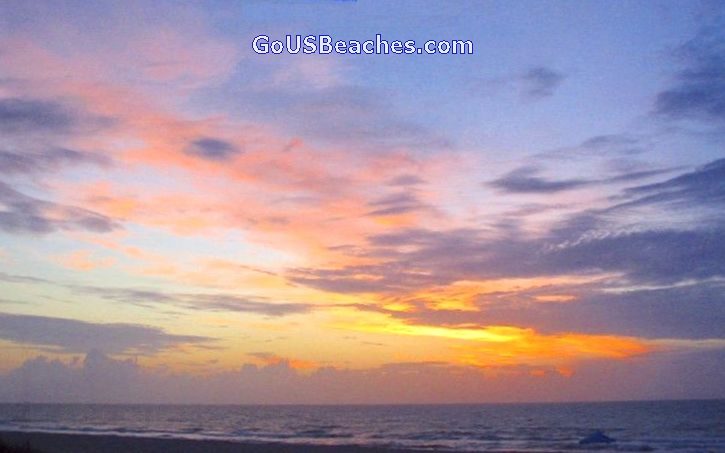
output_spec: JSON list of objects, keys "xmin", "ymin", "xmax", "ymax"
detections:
[{"xmin": 0, "ymin": 431, "xmax": 420, "ymax": 453}]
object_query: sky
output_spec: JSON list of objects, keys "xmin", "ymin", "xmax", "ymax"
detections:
[{"xmin": 0, "ymin": 0, "xmax": 723, "ymax": 404}]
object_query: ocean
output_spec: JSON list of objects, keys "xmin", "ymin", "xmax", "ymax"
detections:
[{"xmin": 0, "ymin": 400, "xmax": 723, "ymax": 451}]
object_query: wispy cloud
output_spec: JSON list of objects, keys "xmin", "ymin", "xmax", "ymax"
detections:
[
  {"xmin": 488, "ymin": 165, "xmax": 678, "ymax": 194},
  {"xmin": 616, "ymin": 158, "xmax": 725, "ymax": 213},
  {"xmin": 0, "ymin": 182, "xmax": 119, "ymax": 234},
  {"xmin": 77, "ymin": 287, "xmax": 313, "ymax": 317},
  {"xmin": 470, "ymin": 65, "xmax": 566, "ymax": 101},
  {"xmin": 489, "ymin": 166, "xmax": 590, "ymax": 194},
  {"xmin": 367, "ymin": 192, "xmax": 429, "ymax": 216},
  {"xmin": 0, "ymin": 148, "xmax": 110, "ymax": 175},
  {"xmin": 521, "ymin": 66, "xmax": 566, "ymax": 99}
]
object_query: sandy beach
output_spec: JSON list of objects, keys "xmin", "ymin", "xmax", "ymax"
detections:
[{"xmin": 0, "ymin": 431, "xmax": 419, "ymax": 453}]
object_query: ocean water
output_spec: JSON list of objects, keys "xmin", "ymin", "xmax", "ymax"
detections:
[{"xmin": 0, "ymin": 400, "xmax": 723, "ymax": 451}]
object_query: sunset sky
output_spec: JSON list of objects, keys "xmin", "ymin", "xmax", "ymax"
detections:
[{"xmin": 0, "ymin": 0, "xmax": 723, "ymax": 403}]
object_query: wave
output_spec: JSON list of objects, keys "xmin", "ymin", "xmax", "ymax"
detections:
[{"xmin": 0, "ymin": 401, "xmax": 723, "ymax": 452}]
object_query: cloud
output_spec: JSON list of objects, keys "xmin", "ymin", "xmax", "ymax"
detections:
[
  {"xmin": 475, "ymin": 280, "xmax": 725, "ymax": 340},
  {"xmin": 0, "ymin": 97, "xmax": 112, "ymax": 135},
  {"xmin": 247, "ymin": 351, "xmax": 317, "ymax": 370},
  {"xmin": 0, "ymin": 1, "xmax": 720, "ymax": 406},
  {"xmin": 56, "ymin": 249, "xmax": 116, "ymax": 271},
  {"xmin": 488, "ymin": 164, "xmax": 679, "ymax": 194},
  {"xmin": 0, "ymin": 272, "xmax": 313, "ymax": 316},
  {"xmin": 532, "ymin": 134, "xmax": 656, "ymax": 167},
  {"xmin": 367, "ymin": 192, "xmax": 428, "ymax": 216},
  {"xmin": 0, "ymin": 348, "xmax": 723, "ymax": 404},
  {"xmin": 489, "ymin": 166, "xmax": 590, "ymax": 194},
  {"xmin": 0, "ymin": 182, "xmax": 119, "ymax": 234},
  {"xmin": 230, "ymin": 84, "xmax": 453, "ymax": 153},
  {"xmin": 184, "ymin": 137, "xmax": 241, "ymax": 161},
  {"xmin": 605, "ymin": 168, "xmax": 678, "ymax": 184},
  {"xmin": 294, "ymin": 223, "xmax": 725, "ymax": 297},
  {"xmin": 294, "ymin": 158, "xmax": 725, "ymax": 301},
  {"xmin": 386, "ymin": 174, "xmax": 426, "ymax": 186},
  {"xmin": 521, "ymin": 66, "xmax": 566, "ymax": 99},
  {"xmin": 0, "ymin": 98, "xmax": 76, "ymax": 134},
  {"xmin": 0, "ymin": 2, "xmax": 239, "ymax": 89},
  {"xmin": 0, "ymin": 148, "xmax": 110, "ymax": 175},
  {"xmin": 0, "ymin": 313, "xmax": 212, "ymax": 355},
  {"xmin": 542, "ymin": 227, "xmax": 725, "ymax": 285},
  {"xmin": 371, "ymin": 276, "xmax": 725, "ymax": 341},
  {"xmin": 0, "ymin": 272, "xmax": 49, "ymax": 284},
  {"xmin": 79, "ymin": 287, "xmax": 312, "ymax": 316},
  {"xmin": 654, "ymin": 17, "xmax": 725, "ymax": 125},
  {"xmin": 291, "ymin": 265, "xmax": 408, "ymax": 294},
  {"xmin": 470, "ymin": 66, "xmax": 566, "ymax": 101},
  {"xmin": 616, "ymin": 158, "xmax": 725, "ymax": 213},
  {"xmin": 297, "ymin": 211, "xmax": 723, "ymax": 356},
  {"xmin": 579, "ymin": 134, "xmax": 641, "ymax": 152}
]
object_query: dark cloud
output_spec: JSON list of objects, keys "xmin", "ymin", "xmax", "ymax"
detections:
[
  {"xmin": 0, "ymin": 97, "xmax": 112, "ymax": 135},
  {"xmin": 294, "ymin": 224, "xmax": 725, "ymax": 296},
  {"xmin": 489, "ymin": 166, "xmax": 589, "ymax": 194},
  {"xmin": 0, "ymin": 98, "xmax": 75, "ymax": 134},
  {"xmin": 477, "ymin": 281, "xmax": 725, "ymax": 340},
  {"xmin": 654, "ymin": 19, "xmax": 725, "ymax": 125},
  {"xmin": 0, "ymin": 182, "xmax": 118, "ymax": 234},
  {"xmin": 0, "ymin": 148, "xmax": 110, "ymax": 175},
  {"xmin": 0, "ymin": 313, "xmax": 212, "ymax": 355},
  {"xmin": 489, "ymin": 164, "xmax": 678, "ymax": 194},
  {"xmin": 185, "ymin": 137, "xmax": 241, "ymax": 161},
  {"xmin": 548, "ymin": 227, "xmax": 721, "ymax": 286},
  {"xmin": 521, "ymin": 66, "xmax": 565, "ymax": 99},
  {"xmin": 615, "ymin": 158, "xmax": 725, "ymax": 212}
]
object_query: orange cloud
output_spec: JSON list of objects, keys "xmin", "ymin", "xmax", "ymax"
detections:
[
  {"xmin": 56, "ymin": 250, "xmax": 117, "ymax": 271},
  {"xmin": 248, "ymin": 352, "xmax": 318, "ymax": 371},
  {"xmin": 373, "ymin": 276, "xmax": 601, "ymax": 312}
]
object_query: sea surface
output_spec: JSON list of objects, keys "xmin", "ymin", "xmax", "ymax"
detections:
[{"xmin": 0, "ymin": 400, "xmax": 723, "ymax": 452}]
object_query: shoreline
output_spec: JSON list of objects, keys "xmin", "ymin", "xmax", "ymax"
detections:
[{"xmin": 0, "ymin": 431, "xmax": 421, "ymax": 453}]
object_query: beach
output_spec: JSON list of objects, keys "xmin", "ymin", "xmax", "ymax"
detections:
[{"xmin": 0, "ymin": 431, "xmax": 418, "ymax": 453}]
